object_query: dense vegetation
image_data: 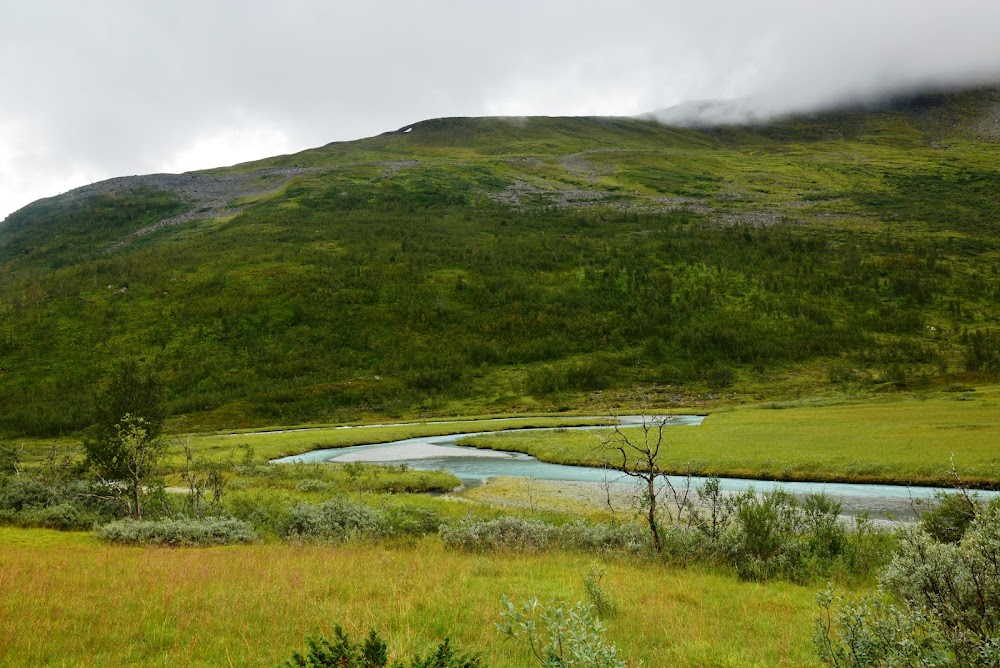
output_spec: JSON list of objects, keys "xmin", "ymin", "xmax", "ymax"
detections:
[{"xmin": 2, "ymin": 87, "xmax": 1000, "ymax": 437}]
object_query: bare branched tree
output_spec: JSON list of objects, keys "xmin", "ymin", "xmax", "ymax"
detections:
[
  {"xmin": 180, "ymin": 439, "xmax": 206, "ymax": 519},
  {"xmin": 600, "ymin": 466, "xmax": 619, "ymax": 526},
  {"xmin": 598, "ymin": 411, "xmax": 673, "ymax": 552}
]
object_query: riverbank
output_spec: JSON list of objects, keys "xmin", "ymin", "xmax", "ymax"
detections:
[
  {"xmin": 457, "ymin": 391, "xmax": 1000, "ymax": 489},
  {"xmin": 459, "ymin": 477, "xmax": 920, "ymax": 523}
]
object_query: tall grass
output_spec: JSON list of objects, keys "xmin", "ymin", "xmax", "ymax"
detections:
[{"xmin": 0, "ymin": 528, "xmax": 822, "ymax": 667}]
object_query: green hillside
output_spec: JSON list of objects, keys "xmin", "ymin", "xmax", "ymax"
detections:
[{"xmin": 2, "ymin": 87, "xmax": 1000, "ymax": 436}]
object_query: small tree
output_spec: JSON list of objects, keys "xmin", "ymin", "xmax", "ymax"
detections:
[
  {"xmin": 84, "ymin": 357, "xmax": 166, "ymax": 481},
  {"xmin": 84, "ymin": 358, "xmax": 167, "ymax": 518},
  {"xmin": 598, "ymin": 413, "xmax": 673, "ymax": 553},
  {"xmin": 0, "ymin": 443, "xmax": 18, "ymax": 477},
  {"xmin": 113, "ymin": 414, "xmax": 166, "ymax": 519},
  {"xmin": 179, "ymin": 440, "xmax": 227, "ymax": 518}
]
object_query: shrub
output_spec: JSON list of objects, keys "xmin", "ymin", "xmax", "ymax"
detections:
[
  {"xmin": 554, "ymin": 522, "xmax": 648, "ymax": 554},
  {"xmin": 582, "ymin": 563, "xmax": 616, "ymax": 618},
  {"xmin": 441, "ymin": 516, "xmax": 555, "ymax": 552},
  {"xmin": 724, "ymin": 489, "xmax": 806, "ymax": 581},
  {"xmin": 0, "ymin": 477, "xmax": 127, "ymax": 530},
  {"xmin": 836, "ymin": 515, "xmax": 894, "ymax": 581},
  {"xmin": 96, "ymin": 517, "xmax": 257, "ymax": 546},
  {"xmin": 0, "ymin": 443, "xmax": 17, "ymax": 475},
  {"xmin": 440, "ymin": 517, "xmax": 649, "ymax": 554},
  {"xmin": 384, "ymin": 504, "xmax": 442, "ymax": 537},
  {"xmin": 284, "ymin": 497, "xmax": 388, "ymax": 541},
  {"xmin": 920, "ymin": 490, "xmax": 978, "ymax": 543},
  {"xmin": 0, "ymin": 477, "xmax": 49, "ymax": 512},
  {"xmin": 816, "ymin": 506, "xmax": 1000, "ymax": 667},
  {"xmin": 284, "ymin": 626, "xmax": 482, "ymax": 668},
  {"xmin": 724, "ymin": 489, "xmax": 845, "ymax": 582},
  {"xmin": 497, "ymin": 596, "xmax": 626, "ymax": 668},
  {"xmin": 706, "ymin": 364, "xmax": 737, "ymax": 389},
  {"xmin": 17, "ymin": 503, "xmax": 88, "ymax": 530},
  {"xmin": 297, "ymin": 479, "xmax": 330, "ymax": 493},
  {"xmin": 227, "ymin": 490, "xmax": 294, "ymax": 536},
  {"xmin": 801, "ymin": 493, "xmax": 847, "ymax": 561}
]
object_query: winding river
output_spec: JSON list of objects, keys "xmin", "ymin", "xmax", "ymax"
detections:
[{"xmin": 272, "ymin": 416, "xmax": 997, "ymax": 520}]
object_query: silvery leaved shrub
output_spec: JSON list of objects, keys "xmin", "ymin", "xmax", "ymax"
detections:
[{"xmin": 97, "ymin": 517, "xmax": 257, "ymax": 546}]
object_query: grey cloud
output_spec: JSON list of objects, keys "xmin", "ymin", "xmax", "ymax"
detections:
[{"xmin": 3, "ymin": 0, "xmax": 1000, "ymax": 219}]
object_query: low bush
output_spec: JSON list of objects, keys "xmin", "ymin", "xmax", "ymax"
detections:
[
  {"xmin": 581, "ymin": 563, "xmax": 616, "ymax": 618},
  {"xmin": 497, "ymin": 596, "xmax": 626, "ymax": 668},
  {"xmin": 227, "ymin": 490, "xmax": 296, "ymax": 536},
  {"xmin": 440, "ymin": 517, "xmax": 648, "ymax": 553},
  {"xmin": 96, "ymin": 517, "xmax": 257, "ymax": 546},
  {"xmin": 283, "ymin": 497, "xmax": 443, "ymax": 541},
  {"xmin": 0, "ymin": 477, "xmax": 127, "ymax": 530},
  {"xmin": 285, "ymin": 497, "xmax": 388, "ymax": 541},
  {"xmin": 919, "ymin": 490, "xmax": 978, "ymax": 543},
  {"xmin": 12, "ymin": 503, "xmax": 88, "ymax": 530},
  {"xmin": 384, "ymin": 504, "xmax": 442, "ymax": 537},
  {"xmin": 816, "ymin": 506, "xmax": 1000, "ymax": 666},
  {"xmin": 554, "ymin": 521, "xmax": 648, "ymax": 554},
  {"xmin": 441, "ymin": 516, "xmax": 555, "ymax": 552},
  {"xmin": 297, "ymin": 479, "xmax": 330, "ymax": 493},
  {"xmin": 835, "ymin": 515, "xmax": 895, "ymax": 581},
  {"xmin": 722, "ymin": 489, "xmax": 847, "ymax": 582},
  {"xmin": 285, "ymin": 626, "xmax": 481, "ymax": 668}
]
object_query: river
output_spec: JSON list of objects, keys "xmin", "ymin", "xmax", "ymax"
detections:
[{"xmin": 272, "ymin": 416, "xmax": 997, "ymax": 520}]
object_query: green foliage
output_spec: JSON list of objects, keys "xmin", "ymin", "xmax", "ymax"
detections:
[
  {"xmin": 706, "ymin": 364, "xmax": 737, "ymax": 389},
  {"xmin": 581, "ymin": 563, "xmax": 616, "ymax": 618},
  {"xmin": 920, "ymin": 490, "xmax": 979, "ymax": 543},
  {"xmin": 283, "ymin": 497, "xmax": 442, "ymax": 541},
  {"xmin": 84, "ymin": 358, "xmax": 166, "ymax": 480},
  {"xmin": 724, "ymin": 489, "xmax": 847, "ymax": 582},
  {"xmin": 285, "ymin": 497, "xmax": 389, "ymax": 541},
  {"xmin": 0, "ymin": 444, "xmax": 17, "ymax": 476},
  {"xmin": 497, "ymin": 596, "xmax": 626, "ymax": 668},
  {"xmin": 98, "ymin": 414, "xmax": 168, "ymax": 519},
  {"xmin": 96, "ymin": 517, "xmax": 257, "ymax": 546},
  {"xmin": 284, "ymin": 626, "xmax": 481, "ymax": 668},
  {"xmin": 816, "ymin": 506, "xmax": 1000, "ymax": 667},
  {"xmin": 3, "ymin": 92, "xmax": 1000, "ymax": 433},
  {"xmin": 964, "ymin": 329, "xmax": 1000, "ymax": 372},
  {"xmin": 0, "ymin": 448, "xmax": 125, "ymax": 529}
]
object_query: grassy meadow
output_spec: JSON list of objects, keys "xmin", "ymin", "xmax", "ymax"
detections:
[
  {"xmin": 459, "ymin": 389, "xmax": 1000, "ymax": 487},
  {"xmin": 0, "ymin": 528, "xmax": 821, "ymax": 668}
]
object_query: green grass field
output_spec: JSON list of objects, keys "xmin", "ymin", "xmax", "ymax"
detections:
[
  {"xmin": 459, "ymin": 390, "xmax": 1000, "ymax": 487},
  {"xmin": 0, "ymin": 528, "xmax": 821, "ymax": 668}
]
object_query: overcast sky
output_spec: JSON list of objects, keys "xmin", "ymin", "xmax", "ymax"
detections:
[{"xmin": 3, "ymin": 0, "xmax": 1000, "ymax": 221}]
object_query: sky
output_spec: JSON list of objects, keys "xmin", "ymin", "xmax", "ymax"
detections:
[{"xmin": 3, "ymin": 0, "xmax": 1000, "ymax": 221}]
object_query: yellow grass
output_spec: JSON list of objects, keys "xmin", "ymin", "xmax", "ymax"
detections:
[{"xmin": 0, "ymin": 528, "xmax": 821, "ymax": 667}]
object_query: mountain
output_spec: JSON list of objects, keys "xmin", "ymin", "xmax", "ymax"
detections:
[{"xmin": 2, "ymin": 86, "xmax": 999, "ymax": 436}]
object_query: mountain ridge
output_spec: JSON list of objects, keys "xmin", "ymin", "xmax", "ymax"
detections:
[{"xmin": 1, "ymin": 85, "xmax": 999, "ymax": 436}]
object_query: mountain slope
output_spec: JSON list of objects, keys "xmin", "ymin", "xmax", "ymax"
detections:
[{"xmin": 2, "ymin": 87, "xmax": 999, "ymax": 435}]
